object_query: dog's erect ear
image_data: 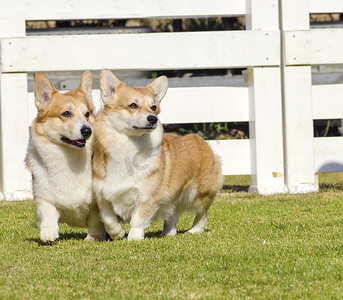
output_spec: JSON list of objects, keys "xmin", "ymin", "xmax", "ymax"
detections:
[
  {"xmin": 100, "ymin": 69, "xmax": 122, "ymax": 104},
  {"xmin": 147, "ymin": 76, "xmax": 168, "ymax": 103},
  {"xmin": 78, "ymin": 70, "xmax": 93, "ymax": 101},
  {"xmin": 35, "ymin": 73, "xmax": 57, "ymax": 110}
]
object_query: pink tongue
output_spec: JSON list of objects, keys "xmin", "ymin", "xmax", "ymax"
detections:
[{"xmin": 74, "ymin": 139, "xmax": 86, "ymax": 146}]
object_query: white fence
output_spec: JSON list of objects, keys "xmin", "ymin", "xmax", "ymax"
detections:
[{"xmin": 0, "ymin": 0, "xmax": 343, "ymax": 200}]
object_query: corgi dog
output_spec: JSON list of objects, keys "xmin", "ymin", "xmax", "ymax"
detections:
[
  {"xmin": 25, "ymin": 71, "xmax": 106, "ymax": 243},
  {"xmin": 92, "ymin": 69, "xmax": 222, "ymax": 241}
]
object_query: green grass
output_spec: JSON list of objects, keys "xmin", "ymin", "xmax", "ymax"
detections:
[{"xmin": 1, "ymin": 173, "xmax": 343, "ymax": 299}]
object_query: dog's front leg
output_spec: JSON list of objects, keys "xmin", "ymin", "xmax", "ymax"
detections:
[
  {"xmin": 97, "ymin": 199, "xmax": 125, "ymax": 239},
  {"xmin": 128, "ymin": 205, "xmax": 155, "ymax": 241},
  {"xmin": 36, "ymin": 199, "xmax": 60, "ymax": 243}
]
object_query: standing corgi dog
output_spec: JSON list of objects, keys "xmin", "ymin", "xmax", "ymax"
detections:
[
  {"xmin": 93, "ymin": 69, "xmax": 222, "ymax": 241},
  {"xmin": 25, "ymin": 71, "xmax": 106, "ymax": 243}
]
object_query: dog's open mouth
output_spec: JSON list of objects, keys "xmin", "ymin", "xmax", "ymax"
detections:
[
  {"xmin": 132, "ymin": 125, "xmax": 156, "ymax": 131},
  {"xmin": 61, "ymin": 136, "xmax": 86, "ymax": 148}
]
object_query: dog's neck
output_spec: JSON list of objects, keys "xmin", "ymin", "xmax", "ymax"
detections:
[
  {"xmin": 30, "ymin": 130, "xmax": 92, "ymax": 174},
  {"xmin": 106, "ymin": 122, "xmax": 163, "ymax": 180}
]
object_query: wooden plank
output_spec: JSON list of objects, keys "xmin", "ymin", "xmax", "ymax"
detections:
[
  {"xmin": 1, "ymin": 30, "xmax": 280, "ymax": 72},
  {"xmin": 160, "ymin": 87, "xmax": 249, "ymax": 124},
  {"xmin": 285, "ymin": 29, "xmax": 343, "ymax": 66},
  {"xmin": 282, "ymin": 66, "xmax": 318, "ymax": 193},
  {"xmin": 312, "ymin": 84, "xmax": 343, "ymax": 119},
  {"xmin": 247, "ymin": 67, "xmax": 286, "ymax": 194},
  {"xmin": 314, "ymin": 137, "xmax": 343, "ymax": 173},
  {"xmin": 207, "ymin": 139, "xmax": 251, "ymax": 175},
  {"xmin": 280, "ymin": 0, "xmax": 317, "ymax": 193},
  {"xmin": 0, "ymin": 13, "xmax": 25, "ymax": 38},
  {"xmin": 309, "ymin": 0, "xmax": 343, "ymax": 13},
  {"xmin": 245, "ymin": 1, "xmax": 287, "ymax": 195},
  {"xmin": 3, "ymin": 0, "xmax": 245, "ymax": 20},
  {"xmin": 246, "ymin": 0, "xmax": 279, "ymax": 30},
  {"xmin": 0, "ymin": 74, "xmax": 32, "ymax": 200},
  {"xmin": 28, "ymin": 87, "xmax": 249, "ymax": 125}
]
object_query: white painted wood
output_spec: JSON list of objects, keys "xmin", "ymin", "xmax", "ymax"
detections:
[
  {"xmin": 280, "ymin": 0, "xmax": 309, "ymax": 30},
  {"xmin": 247, "ymin": 67, "xmax": 287, "ymax": 194},
  {"xmin": 314, "ymin": 137, "xmax": 343, "ymax": 173},
  {"xmin": 0, "ymin": 74, "xmax": 32, "ymax": 200},
  {"xmin": 1, "ymin": 31, "xmax": 280, "ymax": 72},
  {"xmin": 161, "ymin": 87, "xmax": 249, "ymax": 124},
  {"xmin": 0, "ymin": 13, "xmax": 25, "ymax": 38},
  {"xmin": 3, "ymin": 0, "xmax": 245, "ymax": 20},
  {"xmin": 0, "ymin": 12, "xmax": 32, "ymax": 200},
  {"xmin": 309, "ymin": 0, "xmax": 343, "ymax": 13},
  {"xmin": 207, "ymin": 139, "xmax": 251, "ymax": 176},
  {"xmin": 280, "ymin": 0, "xmax": 318, "ymax": 193},
  {"xmin": 282, "ymin": 66, "xmax": 318, "ymax": 193},
  {"xmin": 28, "ymin": 87, "xmax": 249, "ymax": 125},
  {"xmin": 285, "ymin": 29, "xmax": 343, "ymax": 66},
  {"xmin": 312, "ymin": 84, "xmax": 343, "ymax": 119},
  {"xmin": 245, "ymin": 0, "xmax": 279, "ymax": 30},
  {"xmin": 245, "ymin": 0, "xmax": 286, "ymax": 194}
]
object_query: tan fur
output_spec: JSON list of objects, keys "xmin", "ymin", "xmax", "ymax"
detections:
[
  {"xmin": 93, "ymin": 69, "xmax": 222, "ymax": 241},
  {"xmin": 26, "ymin": 71, "xmax": 106, "ymax": 243},
  {"xmin": 140, "ymin": 133, "xmax": 221, "ymax": 218}
]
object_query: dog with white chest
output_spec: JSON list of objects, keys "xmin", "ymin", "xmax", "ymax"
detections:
[
  {"xmin": 93, "ymin": 69, "xmax": 222, "ymax": 241},
  {"xmin": 25, "ymin": 71, "xmax": 106, "ymax": 243}
]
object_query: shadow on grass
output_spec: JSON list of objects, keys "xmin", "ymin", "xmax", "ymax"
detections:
[
  {"xmin": 222, "ymin": 185, "xmax": 249, "ymax": 192},
  {"xmin": 319, "ymin": 182, "xmax": 343, "ymax": 191},
  {"xmin": 26, "ymin": 232, "xmax": 91, "ymax": 245},
  {"xmin": 27, "ymin": 228, "xmax": 207, "ymax": 244},
  {"xmin": 143, "ymin": 228, "xmax": 196, "ymax": 239}
]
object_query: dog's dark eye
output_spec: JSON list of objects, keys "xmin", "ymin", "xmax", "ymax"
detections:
[
  {"xmin": 129, "ymin": 103, "xmax": 138, "ymax": 109},
  {"xmin": 61, "ymin": 111, "xmax": 72, "ymax": 118},
  {"xmin": 151, "ymin": 105, "xmax": 157, "ymax": 111},
  {"xmin": 85, "ymin": 112, "xmax": 90, "ymax": 118}
]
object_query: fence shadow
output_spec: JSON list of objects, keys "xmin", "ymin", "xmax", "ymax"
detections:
[
  {"xmin": 221, "ymin": 185, "xmax": 250, "ymax": 192},
  {"xmin": 317, "ymin": 163, "xmax": 343, "ymax": 191}
]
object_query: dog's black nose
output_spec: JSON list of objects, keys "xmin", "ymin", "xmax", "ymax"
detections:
[
  {"xmin": 81, "ymin": 125, "xmax": 92, "ymax": 138},
  {"xmin": 147, "ymin": 115, "xmax": 158, "ymax": 125}
]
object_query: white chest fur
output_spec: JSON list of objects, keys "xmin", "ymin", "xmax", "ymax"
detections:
[
  {"xmin": 27, "ymin": 132, "xmax": 93, "ymax": 215},
  {"xmin": 99, "ymin": 127, "xmax": 162, "ymax": 222}
]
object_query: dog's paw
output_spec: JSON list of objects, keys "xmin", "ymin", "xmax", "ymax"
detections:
[
  {"xmin": 187, "ymin": 227, "xmax": 204, "ymax": 234},
  {"xmin": 109, "ymin": 228, "xmax": 126, "ymax": 240},
  {"xmin": 84, "ymin": 233, "xmax": 106, "ymax": 242},
  {"xmin": 127, "ymin": 229, "xmax": 144, "ymax": 241},
  {"xmin": 160, "ymin": 228, "xmax": 177, "ymax": 237},
  {"xmin": 108, "ymin": 226, "xmax": 126, "ymax": 239},
  {"xmin": 40, "ymin": 229, "xmax": 59, "ymax": 243}
]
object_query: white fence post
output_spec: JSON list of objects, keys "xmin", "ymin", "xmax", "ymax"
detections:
[
  {"xmin": 0, "ymin": 13, "xmax": 32, "ymax": 200},
  {"xmin": 246, "ymin": 0, "xmax": 287, "ymax": 194},
  {"xmin": 280, "ymin": 0, "xmax": 318, "ymax": 193}
]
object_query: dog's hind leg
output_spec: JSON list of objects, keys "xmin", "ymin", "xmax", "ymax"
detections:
[
  {"xmin": 188, "ymin": 192, "xmax": 216, "ymax": 234},
  {"xmin": 36, "ymin": 200, "xmax": 60, "ymax": 243},
  {"xmin": 161, "ymin": 214, "xmax": 178, "ymax": 237},
  {"xmin": 188, "ymin": 211, "xmax": 208, "ymax": 234}
]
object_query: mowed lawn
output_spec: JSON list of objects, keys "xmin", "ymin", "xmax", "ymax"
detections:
[{"xmin": 1, "ymin": 173, "xmax": 343, "ymax": 299}]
